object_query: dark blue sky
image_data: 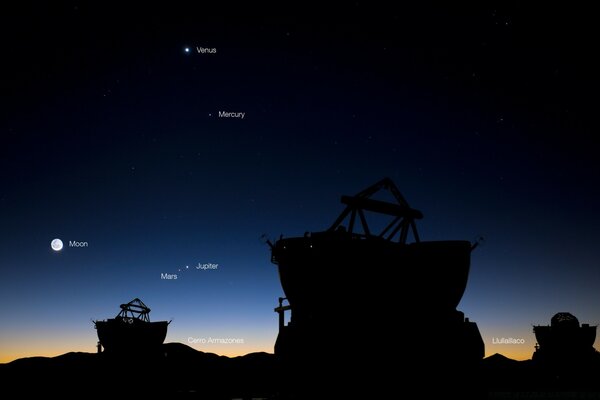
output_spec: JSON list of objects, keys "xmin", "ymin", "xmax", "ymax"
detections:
[{"xmin": 1, "ymin": 3, "xmax": 599, "ymax": 361}]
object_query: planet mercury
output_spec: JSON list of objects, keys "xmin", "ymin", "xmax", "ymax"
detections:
[{"xmin": 51, "ymin": 238, "xmax": 63, "ymax": 252}]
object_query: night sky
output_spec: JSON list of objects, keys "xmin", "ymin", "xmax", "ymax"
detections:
[{"xmin": 1, "ymin": 4, "xmax": 599, "ymax": 362}]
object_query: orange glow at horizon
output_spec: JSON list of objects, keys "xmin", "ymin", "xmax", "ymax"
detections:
[
  {"xmin": 0, "ymin": 331, "xmax": 275, "ymax": 364},
  {"xmin": 3, "ymin": 327, "xmax": 598, "ymax": 364}
]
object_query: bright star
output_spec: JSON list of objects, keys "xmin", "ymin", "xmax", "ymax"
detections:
[{"xmin": 184, "ymin": 47, "xmax": 191, "ymax": 53}]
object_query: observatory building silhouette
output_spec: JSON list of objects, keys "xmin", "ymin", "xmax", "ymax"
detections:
[{"xmin": 269, "ymin": 178, "xmax": 484, "ymax": 393}]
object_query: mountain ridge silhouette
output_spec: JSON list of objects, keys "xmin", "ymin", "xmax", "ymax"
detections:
[{"xmin": 0, "ymin": 343, "xmax": 277, "ymax": 396}]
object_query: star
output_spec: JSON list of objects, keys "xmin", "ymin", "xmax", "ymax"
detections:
[{"xmin": 184, "ymin": 47, "xmax": 191, "ymax": 54}]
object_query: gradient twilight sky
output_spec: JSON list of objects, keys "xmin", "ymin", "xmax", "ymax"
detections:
[{"xmin": 1, "ymin": 4, "xmax": 599, "ymax": 363}]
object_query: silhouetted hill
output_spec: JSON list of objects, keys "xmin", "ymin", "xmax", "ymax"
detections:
[
  {"xmin": 483, "ymin": 353, "xmax": 521, "ymax": 365},
  {"xmin": 0, "ymin": 344, "xmax": 277, "ymax": 397},
  {"xmin": 482, "ymin": 352, "xmax": 600, "ymax": 397},
  {"xmin": 3, "ymin": 348, "xmax": 600, "ymax": 397}
]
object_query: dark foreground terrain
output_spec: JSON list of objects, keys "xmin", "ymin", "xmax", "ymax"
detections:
[
  {"xmin": 0, "ymin": 343, "xmax": 277, "ymax": 398},
  {"xmin": 482, "ymin": 353, "xmax": 600, "ymax": 399},
  {"xmin": 1, "ymin": 346, "xmax": 600, "ymax": 399}
]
